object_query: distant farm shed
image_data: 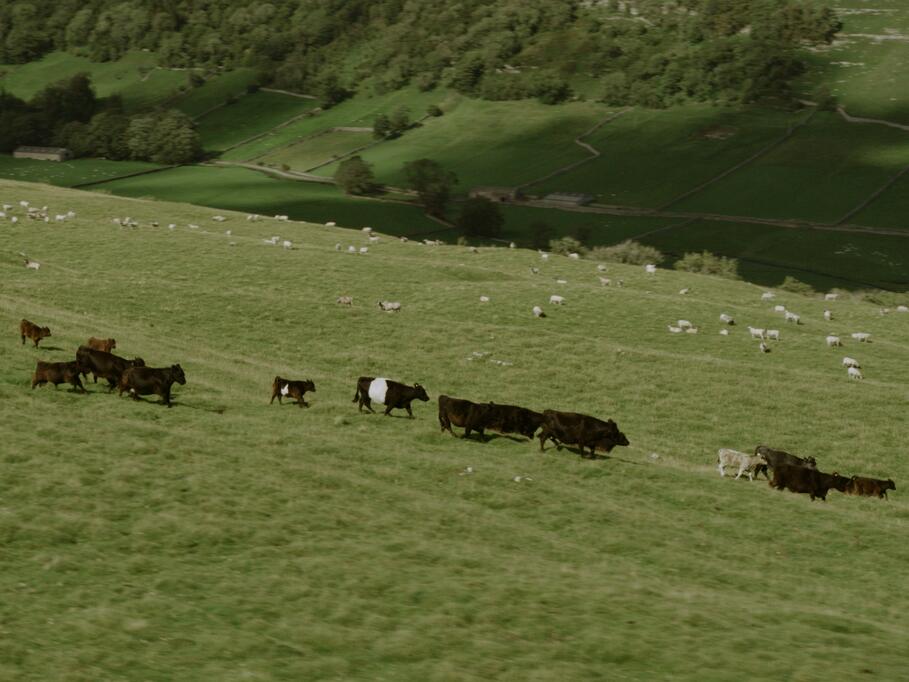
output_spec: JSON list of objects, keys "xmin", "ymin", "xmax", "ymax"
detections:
[
  {"xmin": 14, "ymin": 146, "xmax": 72, "ymax": 162},
  {"xmin": 542, "ymin": 192, "xmax": 594, "ymax": 206},
  {"xmin": 469, "ymin": 186, "xmax": 523, "ymax": 202}
]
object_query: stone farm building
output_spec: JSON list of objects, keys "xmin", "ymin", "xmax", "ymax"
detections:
[
  {"xmin": 542, "ymin": 192, "xmax": 594, "ymax": 207},
  {"xmin": 13, "ymin": 146, "xmax": 72, "ymax": 162},
  {"xmin": 469, "ymin": 186, "xmax": 523, "ymax": 202}
]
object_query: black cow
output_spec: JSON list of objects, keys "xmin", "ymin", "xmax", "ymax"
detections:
[
  {"xmin": 76, "ymin": 346, "xmax": 145, "ymax": 390},
  {"xmin": 485, "ymin": 403, "xmax": 544, "ymax": 439},
  {"xmin": 353, "ymin": 376, "xmax": 429, "ymax": 418},
  {"xmin": 753, "ymin": 445, "xmax": 816, "ymax": 479},
  {"xmin": 846, "ymin": 476, "xmax": 896, "ymax": 499},
  {"xmin": 20, "ymin": 319, "xmax": 51, "ymax": 347},
  {"xmin": 32, "ymin": 360, "xmax": 87, "ymax": 392},
  {"xmin": 538, "ymin": 410, "xmax": 629, "ymax": 458},
  {"xmin": 438, "ymin": 395, "xmax": 493, "ymax": 439},
  {"xmin": 769, "ymin": 464, "xmax": 849, "ymax": 501},
  {"xmin": 118, "ymin": 364, "xmax": 186, "ymax": 407},
  {"xmin": 270, "ymin": 376, "xmax": 316, "ymax": 407}
]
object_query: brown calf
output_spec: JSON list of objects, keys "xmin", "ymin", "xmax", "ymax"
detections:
[
  {"xmin": 86, "ymin": 337, "xmax": 116, "ymax": 353},
  {"xmin": 20, "ymin": 319, "xmax": 51, "ymax": 347}
]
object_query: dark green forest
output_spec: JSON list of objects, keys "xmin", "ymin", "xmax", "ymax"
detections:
[{"xmin": 2, "ymin": 0, "xmax": 840, "ymax": 107}]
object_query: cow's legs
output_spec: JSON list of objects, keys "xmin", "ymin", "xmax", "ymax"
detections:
[
  {"xmin": 297, "ymin": 398, "xmax": 308, "ymax": 407},
  {"xmin": 440, "ymin": 416, "xmax": 452, "ymax": 435},
  {"xmin": 405, "ymin": 403, "xmax": 414, "ymax": 419}
]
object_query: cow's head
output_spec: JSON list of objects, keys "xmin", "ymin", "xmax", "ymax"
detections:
[
  {"xmin": 886, "ymin": 479, "xmax": 896, "ymax": 491},
  {"xmin": 171, "ymin": 364, "xmax": 186, "ymax": 385},
  {"xmin": 106, "ymin": 338, "xmax": 117, "ymax": 350},
  {"xmin": 39, "ymin": 326, "xmax": 51, "ymax": 338},
  {"xmin": 803, "ymin": 456, "xmax": 818, "ymax": 469},
  {"xmin": 413, "ymin": 383, "xmax": 429, "ymax": 402},
  {"xmin": 520, "ymin": 412, "xmax": 545, "ymax": 438},
  {"xmin": 828, "ymin": 471, "xmax": 850, "ymax": 492},
  {"xmin": 303, "ymin": 379, "xmax": 316, "ymax": 393}
]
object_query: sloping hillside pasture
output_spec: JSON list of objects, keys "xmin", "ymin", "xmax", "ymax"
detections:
[
  {"xmin": 671, "ymin": 112, "xmax": 909, "ymax": 223},
  {"xmin": 498, "ymin": 206, "xmax": 675, "ymax": 248},
  {"xmin": 258, "ymin": 130, "xmax": 376, "ymax": 172},
  {"xmin": 799, "ymin": 0, "xmax": 909, "ymax": 124},
  {"xmin": 171, "ymin": 68, "xmax": 260, "ymax": 119},
  {"xmin": 194, "ymin": 92, "xmax": 320, "ymax": 152},
  {"xmin": 851, "ymin": 169, "xmax": 909, "ymax": 230},
  {"xmin": 527, "ymin": 106, "xmax": 804, "ymax": 207},
  {"xmin": 0, "ymin": 51, "xmax": 184, "ymax": 112},
  {"xmin": 222, "ymin": 87, "xmax": 454, "ymax": 162},
  {"xmin": 2, "ymin": 179, "xmax": 909, "ymax": 680},
  {"xmin": 312, "ymin": 98, "xmax": 610, "ymax": 191},
  {"xmin": 639, "ymin": 218, "xmax": 909, "ymax": 291},
  {"xmin": 90, "ymin": 165, "xmax": 441, "ymax": 235},
  {"xmin": 0, "ymin": 155, "xmax": 163, "ymax": 188}
]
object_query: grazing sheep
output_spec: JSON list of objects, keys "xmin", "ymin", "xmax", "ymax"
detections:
[
  {"xmin": 717, "ymin": 448, "xmax": 768, "ymax": 481},
  {"xmin": 842, "ymin": 357, "xmax": 860, "ymax": 368},
  {"xmin": 362, "ymin": 227, "xmax": 372, "ymax": 233},
  {"xmin": 399, "ymin": 236, "xmax": 408, "ymax": 242},
  {"xmin": 212, "ymin": 215, "xmax": 226, "ymax": 222},
  {"xmin": 762, "ymin": 292, "xmax": 775, "ymax": 300},
  {"xmin": 368, "ymin": 236, "xmax": 380, "ymax": 243},
  {"xmin": 668, "ymin": 326, "xmax": 683, "ymax": 333},
  {"xmin": 24, "ymin": 259, "xmax": 40, "ymax": 270},
  {"xmin": 468, "ymin": 246, "xmax": 479, "ymax": 253},
  {"xmin": 598, "ymin": 276, "xmax": 611, "ymax": 286},
  {"xmin": 479, "ymin": 296, "xmax": 490, "ymax": 303},
  {"xmin": 597, "ymin": 264, "xmax": 607, "ymax": 272},
  {"xmin": 759, "ymin": 342, "xmax": 770, "ymax": 353},
  {"xmin": 679, "ymin": 288, "xmax": 690, "ymax": 295},
  {"xmin": 766, "ymin": 329, "xmax": 780, "ymax": 341},
  {"xmin": 719, "ymin": 329, "xmax": 729, "ymax": 336},
  {"xmin": 325, "ymin": 221, "xmax": 336, "ymax": 227},
  {"xmin": 568, "ymin": 252, "xmax": 579, "ymax": 259},
  {"xmin": 719, "ymin": 313, "xmax": 734, "ymax": 325},
  {"xmin": 532, "ymin": 306, "xmax": 546, "ymax": 318},
  {"xmin": 347, "ymin": 245, "xmax": 356, "ymax": 253},
  {"xmin": 645, "ymin": 264, "xmax": 657, "ymax": 274},
  {"xmin": 685, "ymin": 327, "xmax": 698, "ymax": 334},
  {"xmin": 851, "ymin": 332, "xmax": 871, "ymax": 342},
  {"xmin": 826, "ymin": 335, "xmax": 842, "ymax": 347},
  {"xmin": 677, "ymin": 320, "xmax": 692, "ymax": 330},
  {"xmin": 282, "ymin": 240, "xmax": 293, "ymax": 250},
  {"xmin": 359, "ymin": 247, "xmax": 369, "ymax": 254},
  {"xmin": 225, "ymin": 230, "xmax": 232, "ymax": 236},
  {"xmin": 540, "ymin": 252, "xmax": 550, "ymax": 261},
  {"xmin": 549, "ymin": 295, "xmax": 565, "ymax": 305},
  {"xmin": 247, "ymin": 214, "xmax": 260, "ymax": 221},
  {"xmin": 378, "ymin": 300, "xmax": 402, "ymax": 312},
  {"xmin": 774, "ymin": 305, "xmax": 786, "ymax": 313},
  {"xmin": 10, "ymin": 216, "xmax": 17, "ymax": 223},
  {"xmin": 556, "ymin": 279, "xmax": 568, "ymax": 284},
  {"xmin": 530, "ymin": 267, "xmax": 540, "ymax": 275},
  {"xmin": 510, "ymin": 242, "xmax": 517, "ymax": 249},
  {"xmin": 276, "ymin": 215, "xmax": 289, "ymax": 221},
  {"xmin": 847, "ymin": 366, "xmax": 863, "ymax": 380},
  {"xmin": 784, "ymin": 311, "xmax": 800, "ymax": 324},
  {"xmin": 824, "ymin": 310, "xmax": 833, "ymax": 321},
  {"xmin": 825, "ymin": 293, "xmax": 838, "ymax": 301},
  {"xmin": 337, "ymin": 296, "xmax": 353, "ymax": 306},
  {"xmin": 167, "ymin": 224, "xmax": 176, "ymax": 230},
  {"xmin": 335, "ymin": 243, "xmax": 342, "ymax": 251}
]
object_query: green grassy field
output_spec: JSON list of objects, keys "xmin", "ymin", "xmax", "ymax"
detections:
[
  {"xmin": 528, "ymin": 105, "xmax": 804, "ymax": 207},
  {"xmin": 222, "ymin": 88, "xmax": 458, "ymax": 161},
  {"xmin": 671, "ymin": 111, "xmax": 909, "ymax": 223},
  {"xmin": 171, "ymin": 68, "xmax": 260, "ymax": 119},
  {"xmin": 195, "ymin": 92, "xmax": 320, "ymax": 152},
  {"xmin": 850, "ymin": 169, "xmax": 909, "ymax": 230},
  {"xmin": 312, "ymin": 97, "xmax": 610, "ymax": 190},
  {"xmin": 89, "ymin": 165, "xmax": 441, "ymax": 234},
  {"xmin": 2, "ymin": 179, "xmax": 909, "ymax": 680},
  {"xmin": 0, "ymin": 155, "xmax": 163, "ymax": 188},
  {"xmin": 258, "ymin": 130, "xmax": 376, "ymax": 171},
  {"xmin": 0, "ymin": 51, "xmax": 185, "ymax": 112}
]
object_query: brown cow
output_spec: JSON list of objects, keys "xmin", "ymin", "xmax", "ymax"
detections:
[
  {"xmin": 270, "ymin": 376, "xmax": 316, "ymax": 407},
  {"xmin": 846, "ymin": 476, "xmax": 896, "ymax": 499},
  {"xmin": 20, "ymin": 319, "xmax": 51, "ymax": 347},
  {"xmin": 32, "ymin": 360, "xmax": 87, "ymax": 392},
  {"xmin": 86, "ymin": 337, "xmax": 116, "ymax": 353}
]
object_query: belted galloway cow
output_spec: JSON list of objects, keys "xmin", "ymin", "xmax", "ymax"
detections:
[
  {"xmin": 353, "ymin": 376, "xmax": 429, "ymax": 418},
  {"xmin": 538, "ymin": 410, "xmax": 629, "ymax": 458},
  {"xmin": 118, "ymin": 364, "xmax": 186, "ymax": 407},
  {"xmin": 270, "ymin": 376, "xmax": 316, "ymax": 407}
]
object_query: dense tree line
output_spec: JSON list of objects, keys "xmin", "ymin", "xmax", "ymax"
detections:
[
  {"xmin": 0, "ymin": 1, "xmax": 840, "ymax": 107},
  {"xmin": 0, "ymin": 73, "xmax": 201, "ymax": 163}
]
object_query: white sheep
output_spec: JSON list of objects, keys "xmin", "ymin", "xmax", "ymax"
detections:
[
  {"xmin": 847, "ymin": 366, "xmax": 863, "ymax": 380},
  {"xmin": 826, "ymin": 335, "xmax": 841, "ymax": 347},
  {"xmin": 825, "ymin": 293, "xmax": 839, "ymax": 301},
  {"xmin": 362, "ymin": 227, "xmax": 372, "ymax": 233},
  {"xmin": 368, "ymin": 236, "xmax": 380, "ymax": 243},
  {"xmin": 337, "ymin": 296, "xmax": 353, "ymax": 306},
  {"xmin": 784, "ymin": 311, "xmax": 800, "ymax": 324},
  {"xmin": 774, "ymin": 305, "xmax": 786, "ymax": 313},
  {"xmin": 719, "ymin": 329, "xmax": 729, "ymax": 336},
  {"xmin": 24, "ymin": 259, "xmax": 40, "ymax": 270},
  {"xmin": 282, "ymin": 240, "xmax": 293, "ymax": 250},
  {"xmin": 359, "ymin": 247, "xmax": 369, "ymax": 254},
  {"xmin": 842, "ymin": 357, "xmax": 860, "ymax": 368},
  {"xmin": 685, "ymin": 327, "xmax": 698, "ymax": 334},
  {"xmin": 10, "ymin": 216, "xmax": 17, "ymax": 224},
  {"xmin": 668, "ymin": 326, "xmax": 682, "ymax": 333},
  {"xmin": 851, "ymin": 332, "xmax": 871, "ymax": 342},
  {"xmin": 598, "ymin": 276, "xmax": 611, "ymax": 286},
  {"xmin": 748, "ymin": 327, "xmax": 765, "ymax": 339},
  {"xmin": 549, "ymin": 295, "xmax": 565, "ymax": 305},
  {"xmin": 335, "ymin": 243, "xmax": 342, "ymax": 251},
  {"xmin": 540, "ymin": 252, "xmax": 550, "ymax": 261},
  {"xmin": 761, "ymin": 292, "xmax": 775, "ymax": 300},
  {"xmin": 556, "ymin": 279, "xmax": 568, "ymax": 284},
  {"xmin": 679, "ymin": 288, "xmax": 690, "ymax": 295},
  {"xmin": 530, "ymin": 267, "xmax": 540, "ymax": 275},
  {"xmin": 719, "ymin": 313, "xmax": 734, "ymax": 325},
  {"xmin": 347, "ymin": 245, "xmax": 356, "ymax": 253},
  {"xmin": 510, "ymin": 242, "xmax": 517, "ymax": 249},
  {"xmin": 897, "ymin": 305, "xmax": 908, "ymax": 313},
  {"xmin": 212, "ymin": 215, "xmax": 226, "ymax": 222},
  {"xmin": 568, "ymin": 252, "xmax": 579, "ymax": 259},
  {"xmin": 677, "ymin": 320, "xmax": 692, "ymax": 329},
  {"xmin": 247, "ymin": 214, "xmax": 260, "ymax": 221},
  {"xmin": 532, "ymin": 305, "xmax": 546, "ymax": 318},
  {"xmin": 479, "ymin": 296, "xmax": 490, "ymax": 303},
  {"xmin": 766, "ymin": 329, "xmax": 780, "ymax": 341},
  {"xmin": 823, "ymin": 310, "xmax": 833, "ymax": 321},
  {"xmin": 325, "ymin": 221, "xmax": 336, "ymax": 227},
  {"xmin": 168, "ymin": 224, "xmax": 176, "ymax": 230},
  {"xmin": 645, "ymin": 264, "xmax": 657, "ymax": 274},
  {"xmin": 597, "ymin": 264, "xmax": 607, "ymax": 272},
  {"xmin": 378, "ymin": 300, "xmax": 401, "ymax": 312},
  {"xmin": 225, "ymin": 230, "xmax": 232, "ymax": 236},
  {"xmin": 759, "ymin": 342, "xmax": 770, "ymax": 353}
]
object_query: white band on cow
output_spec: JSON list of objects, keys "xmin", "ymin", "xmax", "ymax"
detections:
[{"xmin": 368, "ymin": 378, "xmax": 389, "ymax": 405}]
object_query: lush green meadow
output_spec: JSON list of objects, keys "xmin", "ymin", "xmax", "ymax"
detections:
[
  {"xmin": 0, "ymin": 51, "xmax": 185, "ymax": 112},
  {"xmin": 851, "ymin": 170, "xmax": 909, "ymax": 230},
  {"xmin": 313, "ymin": 97, "xmax": 610, "ymax": 190},
  {"xmin": 528, "ymin": 105, "xmax": 803, "ymax": 207},
  {"xmin": 195, "ymin": 92, "xmax": 319, "ymax": 152},
  {"xmin": 0, "ymin": 155, "xmax": 163, "ymax": 188},
  {"xmin": 2, "ymin": 179, "xmax": 909, "ymax": 680},
  {"xmin": 671, "ymin": 112, "xmax": 909, "ymax": 223},
  {"xmin": 259, "ymin": 130, "xmax": 376, "ymax": 172},
  {"xmin": 90, "ymin": 165, "xmax": 441, "ymax": 234},
  {"xmin": 171, "ymin": 68, "xmax": 260, "ymax": 119}
]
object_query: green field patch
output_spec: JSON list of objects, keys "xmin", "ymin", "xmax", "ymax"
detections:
[
  {"xmin": 258, "ymin": 130, "xmax": 376, "ymax": 171},
  {"xmin": 499, "ymin": 205, "xmax": 675, "ymax": 247},
  {"xmin": 222, "ymin": 88, "xmax": 460, "ymax": 161},
  {"xmin": 171, "ymin": 68, "xmax": 259, "ymax": 118},
  {"xmin": 1, "ymin": 178, "xmax": 909, "ymax": 679},
  {"xmin": 672, "ymin": 112, "xmax": 909, "ymax": 223},
  {"xmin": 89, "ymin": 165, "xmax": 440, "ymax": 234},
  {"xmin": 0, "ymin": 155, "xmax": 162, "ymax": 188},
  {"xmin": 639, "ymin": 218, "xmax": 909, "ymax": 290},
  {"xmin": 0, "ymin": 51, "xmax": 184, "ymax": 112},
  {"xmin": 314, "ymin": 97, "xmax": 609, "ymax": 190},
  {"xmin": 850, "ymin": 169, "xmax": 909, "ymax": 230},
  {"xmin": 195, "ymin": 92, "xmax": 320, "ymax": 152},
  {"xmin": 529, "ymin": 105, "xmax": 801, "ymax": 208}
]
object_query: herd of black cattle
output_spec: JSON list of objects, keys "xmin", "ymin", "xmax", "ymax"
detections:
[{"xmin": 19, "ymin": 318, "xmax": 895, "ymax": 502}]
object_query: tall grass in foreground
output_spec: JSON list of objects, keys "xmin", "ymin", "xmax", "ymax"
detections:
[{"xmin": 1, "ymin": 179, "xmax": 908, "ymax": 681}]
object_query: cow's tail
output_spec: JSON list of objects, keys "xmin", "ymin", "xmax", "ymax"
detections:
[{"xmin": 352, "ymin": 385, "xmax": 361, "ymax": 403}]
